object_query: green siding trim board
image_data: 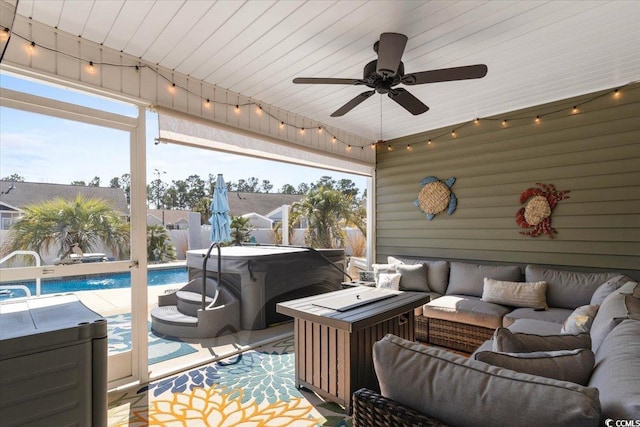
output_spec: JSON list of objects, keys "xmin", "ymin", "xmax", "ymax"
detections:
[{"xmin": 376, "ymin": 83, "xmax": 640, "ymax": 272}]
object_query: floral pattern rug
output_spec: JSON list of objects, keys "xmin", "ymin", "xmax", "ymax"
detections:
[
  {"xmin": 108, "ymin": 337, "xmax": 352, "ymax": 426},
  {"xmin": 107, "ymin": 313, "xmax": 198, "ymax": 365}
]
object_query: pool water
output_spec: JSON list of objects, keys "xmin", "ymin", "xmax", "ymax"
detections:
[{"xmin": 0, "ymin": 267, "xmax": 188, "ymax": 298}]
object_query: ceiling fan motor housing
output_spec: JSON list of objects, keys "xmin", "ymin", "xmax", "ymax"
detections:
[{"xmin": 364, "ymin": 60, "xmax": 404, "ymax": 94}]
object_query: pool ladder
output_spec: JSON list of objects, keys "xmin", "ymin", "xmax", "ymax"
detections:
[{"xmin": 0, "ymin": 250, "xmax": 41, "ymax": 297}]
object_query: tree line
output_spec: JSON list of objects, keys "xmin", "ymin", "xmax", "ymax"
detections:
[{"xmin": 2, "ymin": 173, "xmax": 365, "ymax": 211}]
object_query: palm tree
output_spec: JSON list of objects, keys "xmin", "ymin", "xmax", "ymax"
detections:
[
  {"xmin": 230, "ymin": 216, "xmax": 253, "ymax": 245},
  {"xmin": 289, "ymin": 186, "xmax": 360, "ymax": 248},
  {"xmin": 5, "ymin": 195, "xmax": 130, "ymax": 263},
  {"xmin": 147, "ymin": 225, "xmax": 176, "ymax": 263}
]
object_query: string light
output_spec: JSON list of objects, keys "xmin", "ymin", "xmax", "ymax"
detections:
[
  {"xmin": 371, "ymin": 143, "xmax": 376, "ymax": 149},
  {"xmin": 8, "ymin": 30, "xmax": 634, "ymax": 154},
  {"xmin": 87, "ymin": 61, "xmax": 95, "ymax": 74},
  {"xmin": 256, "ymin": 105, "xmax": 263, "ymax": 115},
  {"xmin": 387, "ymin": 145, "xmax": 393, "ymax": 151},
  {"xmin": 379, "ymin": 84, "xmax": 632, "ymax": 153},
  {"xmin": 204, "ymin": 98, "xmax": 211, "ymax": 108},
  {"xmin": 406, "ymin": 144, "xmax": 412, "ymax": 151}
]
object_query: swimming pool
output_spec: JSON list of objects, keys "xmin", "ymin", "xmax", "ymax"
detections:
[{"xmin": 0, "ymin": 267, "xmax": 188, "ymax": 299}]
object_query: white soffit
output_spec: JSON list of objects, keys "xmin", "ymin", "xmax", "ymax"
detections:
[{"xmin": 157, "ymin": 108, "xmax": 374, "ymax": 176}]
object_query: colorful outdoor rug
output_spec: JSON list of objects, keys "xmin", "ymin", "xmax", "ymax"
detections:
[
  {"xmin": 107, "ymin": 336, "xmax": 352, "ymax": 426},
  {"xmin": 107, "ymin": 313, "xmax": 198, "ymax": 365}
]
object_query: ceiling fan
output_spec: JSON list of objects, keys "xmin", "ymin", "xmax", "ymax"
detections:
[{"xmin": 293, "ymin": 33, "xmax": 488, "ymax": 117}]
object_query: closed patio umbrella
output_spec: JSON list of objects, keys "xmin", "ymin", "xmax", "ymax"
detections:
[
  {"xmin": 209, "ymin": 174, "xmax": 231, "ymax": 244},
  {"xmin": 201, "ymin": 174, "xmax": 231, "ymax": 310}
]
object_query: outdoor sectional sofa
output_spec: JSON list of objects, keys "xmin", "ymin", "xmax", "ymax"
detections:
[{"xmin": 352, "ymin": 257, "xmax": 640, "ymax": 427}]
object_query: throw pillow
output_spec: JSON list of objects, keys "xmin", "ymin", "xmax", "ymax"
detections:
[
  {"xmin": 372, "ymin": 263, "xmax": 396, "ymax": 283},
  {"xmin": 474, "ymin": 348, "xmax": 595, "ymax": 386},
  {"xmin": 492, "ymin": 327, "xmax": 591, "ymax": 353},
  {"xmin": 373, "ymin": 334, "xmax": 601, "ymax": 427},
  {"xmin": 590, "ymin": 275, "xmax": 628, "ymax": 305},
  {"xmin": 481, "ymin": 278, "xmax": 548, "ymax": 309},
  {"xmin": 377, "ymin": 273, "xmax": 401, "ymax": 290},
  {"xmin": 561, "ymin": 304, "xmax": 599, "ymax": 334},
  {"xmin": 395, "ymin": 263, "xmax": 430, "ymax": 292}
]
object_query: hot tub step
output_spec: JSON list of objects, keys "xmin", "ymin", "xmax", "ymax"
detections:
[
  {"xmin": 176, "ymin": 291, "xmax": 213, "ymax": 317},
  {"xmin": 150, "ymin": 305, "xmax": 200, "ymax": 338}
]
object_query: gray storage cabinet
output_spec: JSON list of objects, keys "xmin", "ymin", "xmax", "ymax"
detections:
[{"xmin": 0, "ymin": 294, "xmax": 107, "ymax": 427}]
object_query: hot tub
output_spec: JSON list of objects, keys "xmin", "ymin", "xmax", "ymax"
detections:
[{"xmin": 186, "ymin": 245, "xmax": 346, "ymax": 330}]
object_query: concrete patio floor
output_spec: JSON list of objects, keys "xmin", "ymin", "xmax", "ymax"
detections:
[{"xmin": 73, "ymin": 284, "xmax": 294, "ymax": 381}]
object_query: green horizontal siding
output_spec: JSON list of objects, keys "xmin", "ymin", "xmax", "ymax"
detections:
[{"xmin": 376, "ymin": 83, "xmax": 640, "ymax": 272}]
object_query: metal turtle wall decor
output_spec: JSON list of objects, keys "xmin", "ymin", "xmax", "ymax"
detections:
[
  {"xmin": 414, "ymin": 176, "xmax": 457, "ymax": 220},
  {"xmin": 516, "ymin": 183, "xmax": 570, "ymax": 238}
]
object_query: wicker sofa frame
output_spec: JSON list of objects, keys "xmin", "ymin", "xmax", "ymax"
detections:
[
  {"xmin": 353, "ymin": 388, "xmax": 449, "ymax": 427},
  {"xmin": 415, "ymin": 316, "xmax": 494, "ymax": 353}
]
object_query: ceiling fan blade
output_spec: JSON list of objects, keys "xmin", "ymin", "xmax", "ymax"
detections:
[
  {"xmin": 376, "ymin": 33, "xmax": 408, "ymax": 78},
  {"xmin": 293, "ymin": 77, "xmax": 362, "ymax": 85},
  {"xmin": 388, "ymin": 88, "xmax": 429, "ymax": 115},
  {"xmin": 330, "ymin": 90, "xmax": 375, "ymax": 117},
  {"xmin": 402, "ymin": 64, "xmax": 488, "ymax": 85}
]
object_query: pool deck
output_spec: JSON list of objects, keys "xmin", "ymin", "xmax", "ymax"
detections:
[{"xmin": 72, "ymin": 268, "xmax": 293, "ymax": 382}]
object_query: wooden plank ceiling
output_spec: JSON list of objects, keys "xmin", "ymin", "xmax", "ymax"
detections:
[{"xmin": 14, "ymin": 0, "xmax": 640, "ymax": 142}]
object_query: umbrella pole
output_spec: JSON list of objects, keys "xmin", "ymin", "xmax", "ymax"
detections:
[{"xmin": 201, "ymin": 242, "xmax": 221, "ymax": 311}]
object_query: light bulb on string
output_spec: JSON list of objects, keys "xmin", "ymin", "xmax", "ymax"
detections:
[
  {"xmin": 256, "ymin": 105, "xmax": 263, "ymax": 115},
  {"xmin": 169, "ymin": 83, "xmax": 176, "ymax": 94},
  {"xmin": 317, "ymin": 126, "xmax": 323, "ymax": 134},
  {"xmin": 204, "ymin": 99, "xmax": 211, "ymax": 108},
  {"xmin": 300, "ymin": 127, "xmax": 305, "ymax": 135},
  {"xmin": 235, "ymin": 105, "xmax": 240, "ymax": 114},
  {"xmin": 502, "ymin": 119, "xmax": 508, "ymax": 127},
  {"xmin": 572, "ymin": 106, "xmax": 578, "ymax": 114},
  {"xmin": 331, "ymin": 136, "xmax": 337, "ymax": 143},
  {"xmin": 613, "ymin": 89, "xmax": 621, "ymax": 98},
  {"xmin": 535, "ymin": 116, "xmax": 541, "ymax": 124},
  {"xmin": 27, "ymin": 41, "xmax": 35, "ymax": 54},
  {"xmin": 279, "ymin": 121, "xmax": 285, "ymax": 129},
  {"xmin": 87, "ymin": 61, "xmax": 95, "ymax": 74},
  {"xmin": 0, "ymin": 28, "xmax": 9, "ymax": 42}
]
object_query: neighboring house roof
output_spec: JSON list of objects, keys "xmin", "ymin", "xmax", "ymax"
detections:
[
  {"xmin": 228, "ymin": 192, "xmax": 302, "ymax": 217},
  {"xmin": 0, "ymin": 181, "xmax": 128, "ymax": 214},
  {"xmin": 147, "ymin": 209, "xmax": 193, "ymax": 226}
]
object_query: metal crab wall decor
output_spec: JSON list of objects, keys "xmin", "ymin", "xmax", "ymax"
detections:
[{"xmin": 516, "ymin": 183, "xmax": 570, "ymax": 238}]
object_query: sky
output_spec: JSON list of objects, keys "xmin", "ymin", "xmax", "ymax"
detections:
[{"xmin": 0, "ymin": 72, "xmax": 368, "ymax": 195}]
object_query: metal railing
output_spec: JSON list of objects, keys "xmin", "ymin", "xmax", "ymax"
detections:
[{"xmin": 0, "ymin": 250, "xmax": 42, "ymax": 296}]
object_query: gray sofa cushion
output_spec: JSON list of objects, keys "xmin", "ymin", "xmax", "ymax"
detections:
[
  {"xmin": 589, "ymin": 319, "xmax": 640, "ymax": 420},
  {"xmin": 507, "ymin": 318, "xmax": 563, "ymax": 335},
  {"xmin": 525, "ymin": 265, "xmax": 628, "ymax": 310},
  {"xmin": 373, "ymin": 334, "xmax": 601, "ymax": 427},
  {"xmin": 503, "ymin": 307, "xmax": 573, "ymax": 327},
  {"xmin": 590, "ymin": 275, "xmax": 630, "ymax": 305},
  {"xmin": 493, "ymin": 328, "xmax": 591, "ymax": 353},
  {"xmin": 423, "ymin": 295, "xmax": 512, "ymax": 329},
  {"xmin": 447, "ymin": 262, "xmax": 521, "ymax": 297},
  {"xmin": 474, "ymin": 348, "xmax": 595, "ymax": 386},
  {"xmin": 388, "ymin": 256, "xmax": 450, "ymax": 295},
  {"xmin": 590, "ymin": 281, "xmax": 639, "ymax": 352},
  {"xmin": 395, "ymin": 263, "xmax": 430, "ymax": 292}
]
